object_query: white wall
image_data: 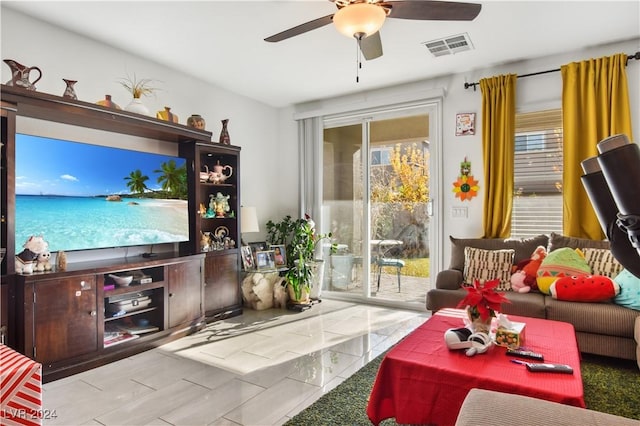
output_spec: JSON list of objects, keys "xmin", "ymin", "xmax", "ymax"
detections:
[
  {"xmin": 1, "ymin": 7, "xmax": 299, "ymax": 260},
  {"xmin": 3, "ymin": 7, "xmax": 638, "ymax": 268},
  {"xmin": 293, "ymin": 38, "xmax": 640, "ymax": 269}
]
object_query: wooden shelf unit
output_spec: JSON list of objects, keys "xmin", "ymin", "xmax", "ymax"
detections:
[{"xmin": 1, "ymin": 84, "xmax": 243, "ymax": 380}]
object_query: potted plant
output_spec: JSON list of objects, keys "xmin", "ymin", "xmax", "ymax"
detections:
[
  {"xmin": 456, "ymin": 278, "xmax": 511, "ymax": 333},
  {"xmin": 118, "ymin": 73, "xmax": 159, "ymax": 115},
  {"xmin": 266, "ymin": 214, "xmax": 336, "ymax": 304}
]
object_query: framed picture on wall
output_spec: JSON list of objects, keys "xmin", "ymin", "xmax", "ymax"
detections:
[{"xmin": 456, "ymin": 113, "xmax": 476, "ymax": 136}]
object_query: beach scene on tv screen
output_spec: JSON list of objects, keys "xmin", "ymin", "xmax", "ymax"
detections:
[{"xmin": 15, "ymin": 134, "xmax": 189, "ymax": 252}]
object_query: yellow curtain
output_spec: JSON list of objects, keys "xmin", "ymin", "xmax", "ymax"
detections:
[
  {"xmin": 480, "ymin": 74, "xmax": 517, "ymax": 238},
  {"xmin": 561, "ymin": 53, "xmax": 633, "ymax": 239}
]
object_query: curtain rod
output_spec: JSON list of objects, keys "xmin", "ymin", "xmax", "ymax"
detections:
[{"xmin": 464, "ymin": 51, "xmax": 640, "ymax": 91}]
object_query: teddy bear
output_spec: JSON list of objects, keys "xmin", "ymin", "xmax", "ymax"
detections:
[
  {"xmin": 35, "ymin": 251, "xmax": 53, "ymax": 272},
  {"xmin": 15, "ymin": 235, "xmax": 49, "ymax": 274},
  {"xmin": 510, "ymin": 245, "xmax": 547, "ymax": 293}
]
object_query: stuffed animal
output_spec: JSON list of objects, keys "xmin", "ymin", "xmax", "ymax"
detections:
[
  {"xmin": 537, "ymin": 247, "xmax": 591, "ymax": 294},
  {"xmin": 35, "ymin": 251, "xmax": 52, "ymax": 272},
  {"xmin": 510, "ymin": 246, "xmax": 547, "ymax": 293},
  {"xmin": 550, "ymin": 275, "xmax": 620, "ymax": 302},
  {"xmin": 15, "ymin": 235, "xmax": 49, "ymax": 274}
]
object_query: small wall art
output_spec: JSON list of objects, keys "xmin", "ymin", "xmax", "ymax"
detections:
[
  {"xmin": 452, "ymin": 157, "xmax": 479, "ymax": 201},
  {"xmin": 455, "ymin": 113, "xmax": 476, "ymax": 136}
]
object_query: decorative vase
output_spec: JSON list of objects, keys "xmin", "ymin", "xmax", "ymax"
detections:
[
  {"xmin": 466, "ymin": 306, "xmax": 492, "ymax": 334},
  {"xmin": 156, "ymin": 106, "xmax": 178, "ymax": 123},
  {"xmin": 95, "ymin": 94, "xmax": 121, "ymax": 110},
  {"xmin": 62, "ymin": 79, "xmax": 77, "ymax": 99},
  {"xmin": 187, "ymin": 114, "xmax": 206, "ymax": 130},
  {"xmin": 309, "ymin": 259, "xmax": 325, "ymax": 300},
  {"xmin": 219, "ymin": 118, "xmax": 230, "ymax": 144},
  {"xmin": 125, "ymin": 97, "xmax": 150, "ymax": 116}
]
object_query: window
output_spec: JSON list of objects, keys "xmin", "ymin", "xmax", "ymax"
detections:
[
  {"xmin": 371, "ymin": 147, "xmax": 392, "ymax": 166},
  {"xmin": 511, "ymin": 109, "xmax": 563, "ymax": 238}
]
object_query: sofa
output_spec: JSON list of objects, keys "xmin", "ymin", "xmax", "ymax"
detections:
[
  {"xmin": 426, "ymin": 233, "xmax": 640, "ymax": 363},
  {"xmin": 455, "ymin": 388, "xmax": 639, "ymax": 426}
]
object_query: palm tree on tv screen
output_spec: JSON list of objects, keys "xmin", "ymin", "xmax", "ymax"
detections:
[
  {"xmin": 154, "ymin": 160, "xmax": 187, "ymax": 198},
  {"xmin": 125, "ymin": 169, "xmax": 150, "ymax": 194}
]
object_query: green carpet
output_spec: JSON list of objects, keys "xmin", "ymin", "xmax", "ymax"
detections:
[{"xmin": 286, "ymin": 352, "xmax": 640, "ymax": 425}]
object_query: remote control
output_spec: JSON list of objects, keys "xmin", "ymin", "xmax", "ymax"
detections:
[
  {"xmin": 506, "ymin": 348, "xmax": 544, "ymax": 361},
  {"xmin": 525, "ymin": 363, "xmax": 574, "ymax": 374}
]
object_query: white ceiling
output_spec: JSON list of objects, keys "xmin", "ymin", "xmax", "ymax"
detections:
[{"xmin": 5, "ymin": 1, "xmax": 640, "ymax": 108}]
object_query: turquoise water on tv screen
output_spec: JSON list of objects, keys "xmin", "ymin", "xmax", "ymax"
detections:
[{"xmin": 15, "ymin": 195, "xmax": 188, "ymax": 252}]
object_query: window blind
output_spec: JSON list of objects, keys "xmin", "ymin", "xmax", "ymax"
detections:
[{"xmin": 512, "ymin": 109, "xmax": 563, "ymax": 238}]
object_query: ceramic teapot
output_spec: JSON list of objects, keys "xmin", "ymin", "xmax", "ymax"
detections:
[
  {"xmin": 4, "ymin": 59, "xmax": 42, "ymax": 91},
  {"xmin": 210, "ymin": 160, "xmax": 233, "ymax": 184}
]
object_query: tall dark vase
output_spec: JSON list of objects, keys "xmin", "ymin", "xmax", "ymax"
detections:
[{"xmin": 219, "ymin": 119, "xmax": 231, "ymax": 145}]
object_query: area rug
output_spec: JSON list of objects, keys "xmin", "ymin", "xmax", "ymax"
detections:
[{"xmin": 285, "ymin": 352, "xmax": 640, "ymax": 425}]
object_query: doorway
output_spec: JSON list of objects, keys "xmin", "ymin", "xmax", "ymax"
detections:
[{"xmin": 319, "ymin": 102, "xmax": 440, "ymax": 309}]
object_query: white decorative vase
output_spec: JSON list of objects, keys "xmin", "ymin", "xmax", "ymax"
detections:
[
  {"xmin": 125, "ymin": 97, "xmax": 150, "ymax": 116},
  {"xmin": 309, "ymin": 259, "xmax": 325, "ymax": 300}
]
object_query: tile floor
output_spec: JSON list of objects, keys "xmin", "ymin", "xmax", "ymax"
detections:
[{"xmin": 42, "ymin": 299, "xmax": 430, "ymax": 425}]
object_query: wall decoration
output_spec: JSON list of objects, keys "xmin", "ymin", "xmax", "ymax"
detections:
[
  {"xmin": 455, "ymin": 112, "xmax": 476, "ymax": 136},
  {"xmin": 452, "ymin": 157, "xmax": 479, "ymax": 201}
]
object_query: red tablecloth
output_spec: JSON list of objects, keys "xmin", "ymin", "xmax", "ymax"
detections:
[{"xmin": 367, "ymin": 309, "xmax": 585, "ymax": 426}]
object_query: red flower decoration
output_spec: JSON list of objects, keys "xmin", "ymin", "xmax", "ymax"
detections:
[{"xmin": 457, "ymin": 279, "xmax": 511, "ymax": 321}]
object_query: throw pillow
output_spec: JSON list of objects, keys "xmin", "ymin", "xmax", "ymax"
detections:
[
  {"xmin": 613, "ymin": 269, "xmax": 640, "ymax": 311},
  {"xmin": 536, "ymin": 247, "xmax": 592, "ymax": 294},
  {"xmin": 449, "ymin": 234, "xmax": 548, "ymax": 271},
  {"xmin": 548, "ymin": 232, "xmax": 610, "ymax": 252},
  {"xmin": 463, "ymin": 247, "xmax": 515, "ymax": 291},
  {"xmin": 549, "ymin": 275, "xmax": 619, "ymax": 302},
  {"xmin": 582, "ymin": 248, "xmax": 624, "ymax": 278}
]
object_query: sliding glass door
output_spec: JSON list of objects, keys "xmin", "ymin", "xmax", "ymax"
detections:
[{"xmin": 319, "ymin": 102, "xmax": 440, "ymax": 309}]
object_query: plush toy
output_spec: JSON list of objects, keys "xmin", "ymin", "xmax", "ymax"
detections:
[
  {"xmin": 550, "ymin": 275, "xmax": 620, "ymax": 302},
  {"xmin": 35, "ymin": 251, "xmax": 52, "ymax": 272},
  {"xmin": 15, "ymin": 235, "xmax": 49, "ymax": 274},
  {"xmin": 537, "ymin": 247, "xmax": 591, "ymax": 294},
  {"xmin": 510, "ymin": 246, "xmax": 547, "ymax": 293}
]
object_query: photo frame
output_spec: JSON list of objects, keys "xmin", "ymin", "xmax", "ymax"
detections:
[
  {"xmin": 255, "ymin": 250, "xmax": 276, "ymax": 271},
  {"xmin": 241, "ymin": 245, "xmax": 255, "ymax": 271},
  {"xmin": 248, "ymin": 241, "xmax": 267, "ymax": 264},
  {"xmin": 270, "ymin": 244, "xmax": 287, "ymax": 268},
  {"xmin": 455, "ymin": 113, "xmax": 476, "ymax": 136}
]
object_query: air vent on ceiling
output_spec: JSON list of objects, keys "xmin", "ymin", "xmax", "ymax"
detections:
[{"xmin": 422, "ymin": 33, "xmax": 474, "ymax": 57}]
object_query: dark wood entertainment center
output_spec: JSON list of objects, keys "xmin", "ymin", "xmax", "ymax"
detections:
[{"xmin": 1, "ymin": 84, "xmax": 242, "ymax": 382}]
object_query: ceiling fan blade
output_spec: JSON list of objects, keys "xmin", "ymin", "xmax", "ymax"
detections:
[
  {"xmin": 360, "ymin": 31, "xmax": 383, "ymax": 60},
  {"xmin": 385, "ymin": 0, "xmax": 481, "ymax": 21},
  {"xmin": 264, "ymin": 14, "xmax": 334, "ymax": 42}
]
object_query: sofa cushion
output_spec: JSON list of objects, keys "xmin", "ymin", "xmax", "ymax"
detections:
[
  {"xmin": 582, "ymin": 247, "xmax": 623, "ymax": 278},
  {"xmin": 463, "ymin": 247, "xmax": 515, "ymax": 290},
  {"xmin": 613, "ymin": 268, "xmax": 640, "ymax": 311},
  {"xmin": 449, "ymin": 234, "xmax": 549, "ymax": 271},
  {"xmin": 548, "ymin": 232, "xmax": 610, "ymax": 252}
]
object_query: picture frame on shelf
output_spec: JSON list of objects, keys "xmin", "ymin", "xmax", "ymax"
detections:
[
  {"xmin": 241, "ymin": 246, "xmax": 255, "ymax": 271},
  {"xmin": 248, "ymin": 241, "xmax": 267, "ymax": 264},
  {"xmin": 270, "ymin": 244, "xmax": 287, "ymax": 267},
  {"xmin": 256, "ymin": 250, "xmax": 276, "ymax": 271}
]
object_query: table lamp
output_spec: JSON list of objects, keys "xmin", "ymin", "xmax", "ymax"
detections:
[{"xmin": 240, "ymin": 206, "xmax": 260, "ymax": 245}]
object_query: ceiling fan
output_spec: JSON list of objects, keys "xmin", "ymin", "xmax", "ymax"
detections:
[{"xmin": 264, "ymin": 0, "xmax": 482, "ymax": 61}]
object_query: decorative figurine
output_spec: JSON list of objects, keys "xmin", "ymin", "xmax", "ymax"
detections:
[
  {"xmin": 57, "ymin": 250, "xmax": 67, "ymax": 271},
  {"xmin": 35, "ymin": 251, "xmax": 53, "ymax": 272},
  {"xmin": 15, "ymin": 235, "xmax": 48, "ymax": 274}
]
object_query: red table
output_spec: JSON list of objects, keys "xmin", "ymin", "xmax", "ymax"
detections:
[{"xmin": 367, "ymin": 309, "xmax": 585, "ymax": 426}]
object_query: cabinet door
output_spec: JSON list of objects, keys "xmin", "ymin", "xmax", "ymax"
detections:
[
  {"xmin": 168, "ymin": 258, "xmax": 203, "ymax": 328},
  {"xmin": 203, "ymin": 252, "xmax": 240, "ymax": 315},
  {"xmin": 33, "ymin": 275, "xmax": 97, "ymax": 364}
]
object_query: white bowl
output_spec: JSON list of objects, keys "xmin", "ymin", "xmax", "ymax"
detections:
[{"xmin": 109, "ymin": 274, "xmax": 133, "ymax": 286}]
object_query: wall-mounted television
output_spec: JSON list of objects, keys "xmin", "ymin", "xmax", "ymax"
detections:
[{"xmin": 15, "ymin": 134, "xmax": 190, "ymax": 253}]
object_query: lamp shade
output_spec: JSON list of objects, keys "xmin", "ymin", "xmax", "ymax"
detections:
[
  {"xmin": 241, "ymin": 206, "xmax": 260, "ymax": 233},
  {"xmin": 333, "ymin": 3, "xmax": 386, "ymax": 38}
]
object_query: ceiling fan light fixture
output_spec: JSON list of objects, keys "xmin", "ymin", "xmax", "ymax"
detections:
[{"xmin": 333, "ymin": 3, "xmax": 386, "ymax": 39}]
